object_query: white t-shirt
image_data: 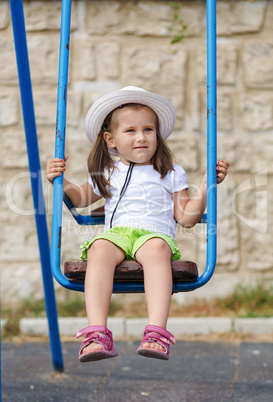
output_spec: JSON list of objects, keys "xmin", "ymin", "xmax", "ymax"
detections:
[{"xmin": 88, "ymin": 160, "xmax": 188, "ymax": 239}]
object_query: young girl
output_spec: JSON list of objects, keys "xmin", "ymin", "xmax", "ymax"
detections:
[{"xmin": 47, "ymin": 86, "xmax": 229, "ymax": 362}]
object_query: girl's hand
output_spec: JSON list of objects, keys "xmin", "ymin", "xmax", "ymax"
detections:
[
  {"xmin": 217, "ymin": 160, "xmax": 229, "ymax": 184},
  {"xmin": 46, "ymin": 156, "xmax": 68, "ymax": 183}
]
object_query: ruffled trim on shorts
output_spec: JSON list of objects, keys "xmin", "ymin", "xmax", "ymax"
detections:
[
  {"xmin": 170, "ymin": 245, "xmax": 181, "ymax": 261},
  {"xmin": 80, "ymin": 240, "xmax": 92, "ymax": 261}
]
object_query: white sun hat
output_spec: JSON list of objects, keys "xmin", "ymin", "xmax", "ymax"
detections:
[{"xmin": 85, "ymin": 86, "xmax": 176, "ymax": 148}]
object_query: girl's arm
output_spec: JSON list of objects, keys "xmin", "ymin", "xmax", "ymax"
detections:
[
  {"xmin": 46, "ymin": 157, "xmax": 102, "ymax": 208},
  {"xmin": 172, "ymin": 160, "xmax": 229, "ymax": 228}
]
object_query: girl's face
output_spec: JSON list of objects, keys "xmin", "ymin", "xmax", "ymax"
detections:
[{"xmin": 104, "ymin": 106, "xmax": 158, "ymax": 165}]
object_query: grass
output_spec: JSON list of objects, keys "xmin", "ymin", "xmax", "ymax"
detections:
[
  {"xmin": 218, "ymin": 283, "xmax": 273, "ymax": 318},
  {"xmin": 119, "ymin": 283, "xmax": 273, "ymax": 319},
  {"xmin": 1, "ymin": 283, "xmax": 273, "ymax": 340}
]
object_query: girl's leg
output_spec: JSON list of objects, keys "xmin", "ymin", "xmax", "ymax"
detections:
[
  {"xmin": 135, "ymin": 238, "xmax": 172, "ymax": 351},
  {"xmin": 83, "ymin": 239, "xmax": 125, "ymax": 352}
]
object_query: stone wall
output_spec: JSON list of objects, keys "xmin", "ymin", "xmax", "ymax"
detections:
[{"xmin": 1, "ymin": 0, "xmax": 273, "ymax": 305}]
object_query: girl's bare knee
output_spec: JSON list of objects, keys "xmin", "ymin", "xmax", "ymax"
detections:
[
  {"xmin": 136, "ymin": 238, "xmax": 171, "ymax": 262},
  {"xmin": 88, "ymin": 239, "xmax": 125, "ymax": 263},
  {"xmin": 88, "ymin": 239, "xmax": 110, "ymax": 253},
  {"xmin": 149, "ymin": 238, "xmax": 170, "ymax": 254}
]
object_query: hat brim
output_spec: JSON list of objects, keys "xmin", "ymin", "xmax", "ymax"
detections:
[{"xmin": 85, "ymin": 89, "xmax": 176, "ymax": 155}]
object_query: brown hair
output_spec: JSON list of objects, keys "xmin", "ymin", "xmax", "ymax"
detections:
[{"xmin": 87, "ymin": 104, "xmax": 174, "ymax": 199}]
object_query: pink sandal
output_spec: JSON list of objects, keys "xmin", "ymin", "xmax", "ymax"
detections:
[
  {"xmin": 137, "ymin": 325, "xmax": 176, "ymax": 360},
  {"xmin": 76, "ymin": 325, "xmax": 118, "ymax": 362}
]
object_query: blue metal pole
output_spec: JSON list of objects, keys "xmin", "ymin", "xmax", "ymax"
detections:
[
  {"xmin": 50, "ymin": 0, "xmax": 84, "ymax": 291},
  {"xmin": 205, "ymin": 0, "xmax": 217, "ymax": 281},
  {"xmin": 9, "ymin": 0, "xmax": 64, "ymax": 372},
  {"xmin": 168, "ymin": 0, "xmax": 218, "ymax": 292}
]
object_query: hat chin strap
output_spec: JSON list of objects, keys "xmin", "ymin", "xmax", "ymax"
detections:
[
  {"xmin": 109, "ymin": 146, "xmax": 149, "ymax": 228},
  {"xmin": 109, "ymin": 161, "xmax": 135, "ymax": 229}
]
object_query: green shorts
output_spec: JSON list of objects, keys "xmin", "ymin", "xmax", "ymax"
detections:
[{"xmin": 80, "ymin": 226, "xmax": 181, "ymax": 261}]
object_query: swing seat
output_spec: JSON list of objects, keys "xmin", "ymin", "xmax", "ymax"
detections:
[
  {"xmin": 62, "ymin": 203, "xmax": 201, "ymax": 292},
  {"xmin": 64, "ymin": 259, "xmax": 198, "ymax": 284}
]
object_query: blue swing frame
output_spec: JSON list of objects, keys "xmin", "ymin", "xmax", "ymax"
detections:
[{"xmin": 51, "ymin": 0, "xmax": 217, "ymax": 294}]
